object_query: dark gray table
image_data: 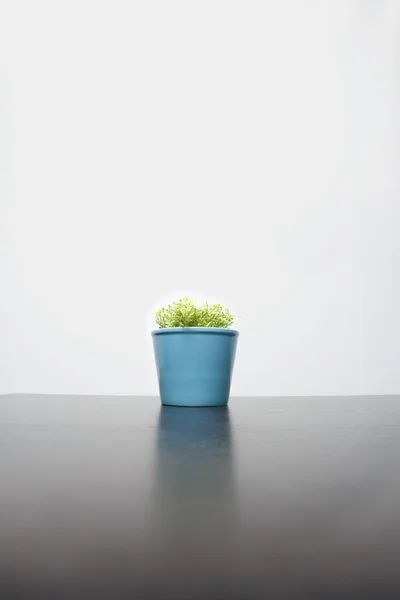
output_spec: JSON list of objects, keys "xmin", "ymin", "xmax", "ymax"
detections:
[{"xmin": 0, "ymin": 395, "xmax": 399, "ymax": 599}]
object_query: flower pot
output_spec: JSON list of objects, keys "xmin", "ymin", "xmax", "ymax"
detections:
[{"xmin": 152, "ymin": 327, "xmax": 239, "ymax": 407}]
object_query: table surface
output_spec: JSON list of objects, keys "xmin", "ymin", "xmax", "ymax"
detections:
[{"xmin": 1, "ymin": 394, "xmax": 400, "ymax": 599}]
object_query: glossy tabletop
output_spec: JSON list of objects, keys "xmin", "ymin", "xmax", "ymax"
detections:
[{"xmin": 0, "ymin": 394, "xmax": 399, "ymax": 599}]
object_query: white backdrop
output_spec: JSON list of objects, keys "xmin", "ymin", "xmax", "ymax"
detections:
[{"xmin": 1, "ymin": 0, "xmax": 399, "ymax": 396}]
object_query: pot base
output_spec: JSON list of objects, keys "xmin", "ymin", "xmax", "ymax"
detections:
[{"xmin": 161, "ymin": 400, "xmax": 229, "ymax": 408}]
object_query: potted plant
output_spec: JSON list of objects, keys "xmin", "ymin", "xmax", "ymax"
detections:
[{"xmin": 152, "ymin": 297, "xmax": 239, "ymax": 407}]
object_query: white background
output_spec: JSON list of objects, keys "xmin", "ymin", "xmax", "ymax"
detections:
[{"xmin": 1, "ymin": 0, "xmax": 399, "ymax": 396}]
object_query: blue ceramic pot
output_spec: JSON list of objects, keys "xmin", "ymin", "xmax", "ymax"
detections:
[{"xmin": 152, "ymin": 327, "xmax": 239, "ymax": 407}]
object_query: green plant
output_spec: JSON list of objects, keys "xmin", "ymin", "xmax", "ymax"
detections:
[{"xmin": 155, "ymin": 297, "xmax": 234, "ymax": 329}]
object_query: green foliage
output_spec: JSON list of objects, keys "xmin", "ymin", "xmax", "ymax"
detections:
[{"xmin": 155, "ymin": 297, "xmax": 234, "ymax": 329}]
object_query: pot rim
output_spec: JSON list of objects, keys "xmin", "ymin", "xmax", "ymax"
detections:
[{"xmin": 152, "ymin": 327, "xmax": 239, "ymax": 336}]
